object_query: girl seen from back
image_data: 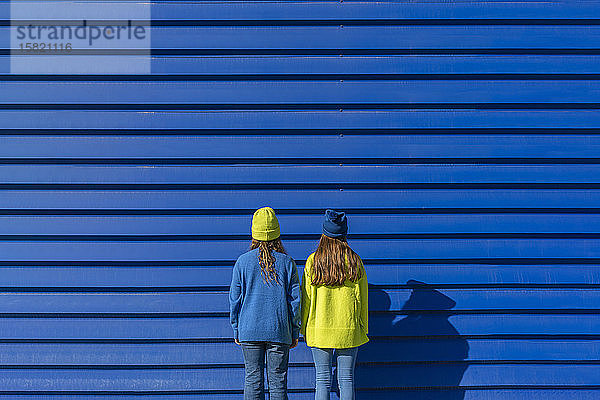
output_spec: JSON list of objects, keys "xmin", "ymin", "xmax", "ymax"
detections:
[
  {"xmin": 301, "ymin": 210, "xmax": 369, "ymax": 400},
  {"xmin": 229, "ymin": 207, "xmax": 301, "ymax": 400}
]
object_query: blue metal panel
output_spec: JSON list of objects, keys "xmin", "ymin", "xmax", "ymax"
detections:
[
  {"xmin": 363, "ymin": 264, "xmax": 600, "ymax": 286},
  {"xmin": 146, "ymin": 1, "xmax": 600, "ymax": 21},
  {"xmin": 3, "ymin": 80, "xmax": 600, "ymax": 104},
  {"xmin": 4, "ymin": 25, "xmax": 600, "ymax": 50},
  {"xmin": 0, "ymin": 264, "xmax": 599, "ymax": 288},
  {"xmin": 3, "ymin": 110, "xmax": 600, "ymax": 130},
  {"xmin": 0, "ymin": 394, "xmax": 592, "ymax": 400},
  {"xmin": 144, "ymin": 55, "xmax": 600, "ymax": 75},
  {"xmin": 0, "ymin": 339, "xmax": 596, "ymax": 365},
  {"xmin": 0, "ymin": 364, "xmax": 593, "ymax": 391},
  {"xmin": 1, "ymin": 1, "xmax": 599, "ymax": 397},
  {"xmin": 22, "ymin": 54, "xmax": 600, "ymax": 77},
  {"xmin": 5, "ymin": 1, "xmax": 600, "ymax": 21},
  {"xmin": 5, "ymin": 214, "xmax": 600, "ymax": 235},
  {"xmin": 0, "ymin": 364, "xmax": 597, "ymax": 391},
  {"xmin": 0, "ymin": 314, "xmax": 596, "ymax": 339},
  {"xmin": 3, "ymin": 164, "xmax": 600, "ymax": 184},
  {"xmin": 0, "ymin": 393, "xmax": 592, "ymax": 400},
  {"xmin": 4, "ymin": 189, "xmax": 600, "ymax": 210},
  {"xmin": 2, "ymin": 238, "xmax": 600, "ymax": 261},
  {"xmin": 6, "ymin": 135, "xmax": 600, "ymax": 159},
  {"xmin": 0, "ymin": 289, "xmax": 597, "ymax": 313},
  {"xmin": 145, "ymin": 26, "xmax": 600, "ymax": 49}
]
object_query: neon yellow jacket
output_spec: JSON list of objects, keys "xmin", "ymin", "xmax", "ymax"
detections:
[{"xmin": 300, "ymin": 252, "xmax": 369, "ymax": 349}]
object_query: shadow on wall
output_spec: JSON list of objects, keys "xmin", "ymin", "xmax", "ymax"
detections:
[{"xmin": 348, "ymin": 280, "xmax": 470, "ymax": 400}]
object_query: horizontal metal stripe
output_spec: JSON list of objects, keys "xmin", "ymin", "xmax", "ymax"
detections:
[
  {"xmin": 143, "ymin": 26, "xmax": 600, "ymax": 50},
  {"xmin": 111, "ymin": 54, "xmax": 600, "ymax": 75},
  {"xmin": 6, "ymin": 74, "xmax": 600, "ymax": 82},
  {"xmin": 6, "ymin": 210, "xmax": 600, "ymax": 216},
  {"xmin": 5, "ymin": 26, "xmax": 600, "ymax": 50},
  {"xmin": 2, "ymin": 165, "xmax": 600, "ymax": 185},
  {"xmin": 0, "ymin": 338, "xmax": 599, "ymax": 369},
  {"xmin": 9, "ymin": 234, "xmax": 600, "ymax": 240},
  {"xmin": 0, "ymin": 390, "xmax": 586, "ymax": 400},
  {"xmin": 0, "ymin": 339, "xmax": 595, "ymax": 364},
  {"xmin": 0, "ymin": 365, "xmax": 592, "ymax": 390},
  {"xmin": 0, "ymin": 289, "xmax": 598, "ymax": 313},
  {"xmin": 0, "ymin": 310, "xmax": 594, "ymax": 317},
  {"xmin": 4, "ymin": 299, "xmax": 600, "ymax": 314},
  {"xmin": 0, "ymin": 264, "xmax": 597, "ymax": 287},
  {"xmin": 5, "ymin": 189, "xmax": 600, "ymax": 210},
  {"xmin": 0, "ymin": 334, "xmax": 598, "ymax": 343},
  {"xmin": 0, "ymin": 388, "xmax": 587, "ymax": 396},
  {"xmin": 9, "ymin": 157, "xmax": 600, "ymax": 166},
  {"xmin": 0, "ymin": 314, "xmax": 595, "ymax": 338},
  {"xmin": 6, "ymin": 234, "xmax": 600, "ymax": 242},
  {"xmin": 6, "ymin": 214, "xmax": 600, "ymax": 235},
  {"xmin": 0, "ymin": 287, "xmax": 231, "ymax": 293},
  {"xmin": 6, "ymin": 55, "xmax": 600, "ymax": 76},
  {"xmin": 0, "ymin": 313, "xmax": 230, "ymax": 318},
  {"xmin": 9, "ymin": 184, "xmax": 600, "ymax": 190},
  {"xmin": 2, "ymin": 110, "xmax": 600, "ymax": 130},
  {"xmin": 10, "ymin": 20, "xmax": 600, "ymax": 27},
  {"xmin": 5, "ymin": 135, "xmax": 600, "ymax": 159},
  {"xmin": 6, "ymin": 104, "xmax": 600, "ymax": 111},
  {"xmin": 356, "ymin": 390, "xmax": 600, "ymax": 400},
  {"xmin": 3, "ymin": 81, "xmax": 600, "ymax": 104},
  {"xmin": 5, "ymin": 1, "xmax": 600, "ymax": 22},
  {"xmin": 4, "ymin": 129, "xmax": 597, "ymax": 136},
  {"xmin": 0, "ymin": 335, "xmax": 597, "ymax": 344},
  {"xmin": 2, "ymin": 239, "xmax": 600, "ymax": 261},
  {"xmin": 8, "ymin": 49, "xmax": 600, "ymax": 57},
  {"xmin": 0, "ymin": 285, "xmax": 596, "ymax": 293},
  {"xmin": 0, "ymin": 392, "xmax": 246, "ymax": 396},
  {"xmin": 0, "ymin": 390, "xmax": 581, "ymax": 400},
  {"xmin": 0, "ymin": 389, "xmax": 588, "ymax": 398},
  {"xmin": 0, "ymin": 389, "xmax": 589, "ymax": 398},
  {"xmin": 7, "ymin": 20, "xmax": 600, "ymax": 27},
  {"xmin": 4, "ymin": 259, "xmax": 600, "ymax": 267},
  {"xmin": 0, "ymin": 360, "xmax": 594, "ymax": 368}
]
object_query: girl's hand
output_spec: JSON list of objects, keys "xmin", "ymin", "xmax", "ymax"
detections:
[
  {"xmin": 234, "ymin": 339, "xmax": 241, "ymax": 345},
  {"xmin": 290, "ymin": 338, "xmax": 298, "ymax": 349}
]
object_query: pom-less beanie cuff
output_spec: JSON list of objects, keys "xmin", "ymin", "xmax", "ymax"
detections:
[
  {"xmin": 252, "ymin": 226, "xmax": 280, "ymax": 241},
  {"xmin": 322, "ymin": 226, "xmax": 345, "ymax": 238}
]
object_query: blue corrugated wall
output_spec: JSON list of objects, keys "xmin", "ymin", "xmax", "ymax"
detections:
[{"xmin": 1, "ymin": 1, "xmax": 600, "ymax": 398}]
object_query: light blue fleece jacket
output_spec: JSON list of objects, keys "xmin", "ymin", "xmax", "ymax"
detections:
[{"xmin": 229, "ymin": 248, "xmax": 301, "ymax": 345}]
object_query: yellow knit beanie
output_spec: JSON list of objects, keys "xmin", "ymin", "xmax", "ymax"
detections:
[{"xmin": 251, "ymin": 207, "xmax": 280, "ymax": 241}]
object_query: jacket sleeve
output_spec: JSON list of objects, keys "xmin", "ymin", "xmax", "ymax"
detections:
[
  {"xmin": 357, "ymin": 259, "xmax": 369, "ymax": 335},
  {"xmin": 300, "ymin": 256, "xmax": 312, "ymax": 337},
  {"xmin": 287, "ymin": 258, "xmax": 301, "ymax": 340},
  {"xmin": 229, "ymin": 259, "xmax": 243, "ymax": 341}
]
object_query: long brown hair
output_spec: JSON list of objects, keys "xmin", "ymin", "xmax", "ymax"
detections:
[
  {"xmin": 250, "ymin": 237, "xmax": 287, "ymax": 285},
  {"xmin": 310, "ymin": 234, "xmax": 362, "ymax": 286}
]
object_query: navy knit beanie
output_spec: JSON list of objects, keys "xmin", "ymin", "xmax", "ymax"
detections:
[{"xmin": 322, "ymin": 209, "xmax": 348, "ymax": 238}]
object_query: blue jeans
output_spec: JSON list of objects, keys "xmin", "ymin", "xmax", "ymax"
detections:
[
  {"xmin": 241, "ymin": 341, "xmax": 290, "ymax": 400},
  {"xmin": 311, "ymin": 346, "xmax": 359, "ymax": 400}
]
